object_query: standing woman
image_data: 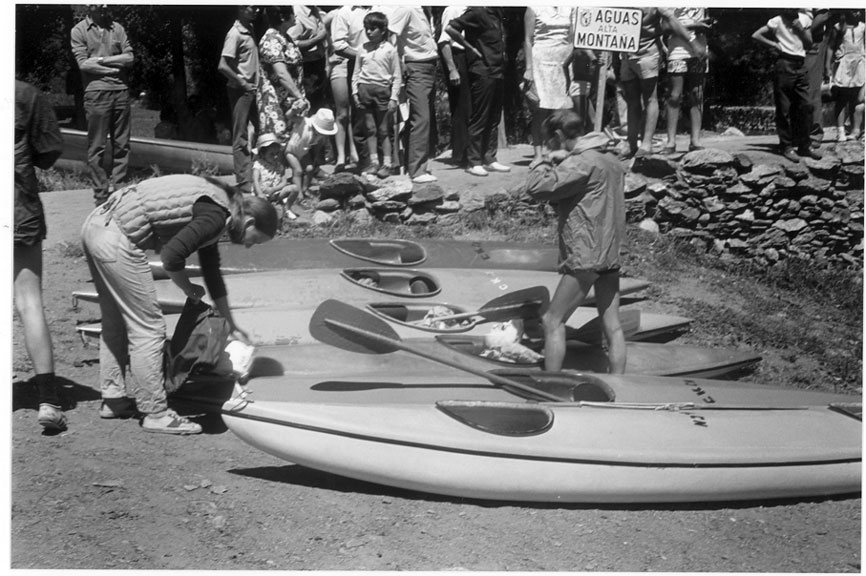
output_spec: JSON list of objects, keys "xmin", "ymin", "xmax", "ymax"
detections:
[
  {"xmin": 523, "ymin": 6, "xmax": 574, "ymax": 169},
  {"xmin": 827, "ymin": 9, "xmax": 865, "ymax": 142},
  {"xmin": 257, "ymin": 6, "xmax": 309, "ymax": 142},
  {"xmin": 81, "ymin": 175, "xmax": 278, "ymax": 434}
]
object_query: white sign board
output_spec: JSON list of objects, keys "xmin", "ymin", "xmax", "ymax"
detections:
[{"xmin": 573, "ymin": 7, "xmax": 643, "ymax": 53}]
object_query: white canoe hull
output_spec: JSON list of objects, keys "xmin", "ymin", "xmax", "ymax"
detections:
[{"xmin": 222, "ymin": 398, "xmax": 861, "ymax": 503}]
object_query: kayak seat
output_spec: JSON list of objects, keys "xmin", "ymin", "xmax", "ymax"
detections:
[
  {"xmin": 342, "ymin": 269, "xmax": 441, "ymax": 297},
  {"xmin": 491, "ymin": 369, "xmax": 616, "ymax": 403},
  {"xmin": 436, "ymin": 400, "xmax": 554, "ymax": 436}
]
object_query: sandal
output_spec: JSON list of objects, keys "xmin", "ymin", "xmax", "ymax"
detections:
[
  {"xmin": 660, "ymin": 145, "xmax": 677, "ymax": 155},
  {"xmin": 688, "ymin": 144, "xmax": 704, "ymax": 152}
]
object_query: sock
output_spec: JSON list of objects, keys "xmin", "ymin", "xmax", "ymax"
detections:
[{"xmin": 33, "ymin": 372, "xmax": 61, "ymax": 407}]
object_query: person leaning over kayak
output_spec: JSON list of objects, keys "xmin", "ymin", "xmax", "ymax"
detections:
[
  {"xmin": 522, "ymin": 109, "xmax": 627, "ymax": 374},
  {"xmin": 81, "ymin": 174, "xmax": 279, "ymax": 434}
]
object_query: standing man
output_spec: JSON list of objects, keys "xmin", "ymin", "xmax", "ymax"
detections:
[
  {"xmin": 752, "ymin": 9, "xmax": 823, "ymax": 162},
  {"xmin": 806, "ymin": 9, "xmax": 833, "ymax": 148},
  {"xmin": 379, "ymin": 6, "xmax": 440, "ymax": 183},
  {"xmin": 446, "ymin": 6, "xmax": 512, "ymax": 178},
  {"xmin": 438, "ymin": 6, "xmax": 470, "ymax": 168},
  {"xmin": 15, "ymin": 81, "xmax": 67, "ymax": 431},
  {"xmin": 70, "ymin": 4, "xmax": 134, "ymax": 206},
  {"xmin": 218, "ymin": 6, "xmax": 260, "ymax": 194}
]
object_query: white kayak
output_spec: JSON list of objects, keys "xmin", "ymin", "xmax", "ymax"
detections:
[
  {"xmin": 218, "ymin": 370, "xmax": 861, "ymax": 503},
  {"xmin": 73, "ymin": 267, "xmax": 650, "ymax": 314}
]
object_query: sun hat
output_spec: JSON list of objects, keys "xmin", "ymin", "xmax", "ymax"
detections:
[
  {"xmin": 310, "ymin": 108, "xmax": 338, "ymax": 135},
  {"xmin": 255, "ymin": 133, "xmax": 281, "ymax": 152}
]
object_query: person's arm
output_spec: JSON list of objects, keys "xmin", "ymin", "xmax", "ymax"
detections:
[
  {"xmin": 197, "ymin": 244, "xmax": 249, "ymax": 343},
  {"xmin": 331, "ymin": 9, "xmax": 357, "ymax": 60},
  {"xmin": 658, "ymin": 8, "xmax": 699, "ymax": 56},
  {"xmin": 523, "ymin": 155, "xmax": 591, "ymax": 203},
  {"xmin": 102, "ymin": 24, "xmax": 134, "ymax": 68},
  {"xmin": 791, "ymin": 13, "xmax": 814, "ymax": 50},
  {"xmin": 351, "ymin": 50, "xmax": 362, "ymax": 107},
  {"xmin": 752, "ymin": 24, "xmax": 779, "ymax": 51},
  {"xmin": 523, "ymin": 7, "xmax": 535, "ymax": 83},
  {"xmin": 161, "ymin": 199, "xmax": 227, "ymax": 302},
  {"xmin": 29, "ymin": 91, "xmax": 63, "ymax": 170},
  {"xmin": 252, "ymin": 164, "xmax": 267, "ymax": 197},
  {"xmin": 292, "ymin": 17, "xmax": 328, "ymax": 50},
  {"xmin": 218, "ymin": 55, "xmax": 255, "ymax": 92},
  {"xmin": 70, "ymin": 25, "xmax": 116, "ymax": 75},
  {"xmin": 389, "ymin": 46, "xmax": 402, "ymax": 106}
]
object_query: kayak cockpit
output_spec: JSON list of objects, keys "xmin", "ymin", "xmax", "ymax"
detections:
[
  {"xmin": 341, "ymin": 268, "xmax": 441, "ymax": 297},
  {"xmin": 367, "ymin": 302, "xmax": 477, "ymax": 333},
  {"xmin": 490, "ymin": 369, "xmax": 616, "ymax": 403},
  {"xmin": 437, "ymin": 401, "xmax": 554, "ymax": 436},
  {"xmin": 330, "ymin": 238, "xmax": 427, "ymax": 267}
]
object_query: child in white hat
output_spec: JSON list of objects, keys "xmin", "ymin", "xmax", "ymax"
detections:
[
  {"xmin": 285, "ymin": 108, "xmax": 338, "ymax": 198},
  {"xmin": 252, "ymin": 133, "xmax": 300, "ymax": 220}
]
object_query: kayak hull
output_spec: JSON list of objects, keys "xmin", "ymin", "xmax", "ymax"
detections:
[{"xmin": 221, "ymin": 397, "xmax": 861, "ymax": 503}]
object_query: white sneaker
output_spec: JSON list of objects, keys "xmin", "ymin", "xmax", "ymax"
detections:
[
  {"xmin": 837, "ymin": 127, "xmax": 848, "ymax": 142},
  {"xmin": 411, "ymin": 173, "xmax": 438, "ymax": 184},
  {"xmin": 38, "ymin": 404, "xmax": 67, "ymax": 432},
  {"xmin": 466, "ymin": 165, "xmax": 488, "ymax": 177},
  {"xmin": 142, "ymin": 409, "xmax": 202, "ymax": 435},
  {"xmin": 484, "ymin": 161, "xmax": 511, "ymax": 173}
]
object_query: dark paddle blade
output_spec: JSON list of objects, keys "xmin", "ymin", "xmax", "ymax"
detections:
[
  {"xmin": 310, "ymin": 299, "xmax": 401, "ymax": 354},
  {"xmin": 566, "ymin": 308, "xmax": 642, "ymax": 344},
  {"xmin": 310, "ymin": 299, "xmax": 565, "ymax": 402},
  {"xmin": 476, "ymin": 285, "xmax": 551, "ymax": 322}
]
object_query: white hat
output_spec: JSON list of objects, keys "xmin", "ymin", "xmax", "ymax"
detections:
[
  {"xmin": 255, "ymin": 133, "xmax": 281, "ymax": 151},
  {"xmin": 310, "ymin": 108, "xmax": 338, "ymax": 135}
]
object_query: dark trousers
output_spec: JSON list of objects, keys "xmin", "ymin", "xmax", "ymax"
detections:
[
  {"xmin": 773, "ymin": 56, "xmax": 812, "ymax": 152},
  {"xmin": 443, "ymin": 50, "xmax": 471, "ymax": 166},
  {"xmin": 84, "ymin": 89, "xmax": 131, "ymax": 205},
  {"xmin": 403, "ymin": 60, "xmax": 438, "ymax": 178},
  {"xmin": 805, "ymin": 41, "xmax": 828, "ymax": 146},
  {"xmin": 346, "ymin": 59, "xmax": 372, "ymax": 170},
  {"xmin": 227, "ymin": 86, "xmax": 256, "ymax": 193},
  {"xmin": 467, "ymin": 73, "xmax": 504, "ymax": 167}
]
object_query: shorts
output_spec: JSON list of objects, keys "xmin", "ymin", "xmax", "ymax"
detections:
[
  {"xmin": 666, "ymin": 57, "xmax": 709, "ymax": 75},
  {"xmin": 14, "ymin": 212, "xmax": 47, "ymax": 246},
  {"xmin": 357, "ymin": 83, "xmax": 391, "ymax": 112},
  {"xmin": 329, "ymin": 57, "xmax": 349, "ymax": 81},
  {"xmin": 620, "ymin": 51, "xmax": 660, "ymax": 82}
]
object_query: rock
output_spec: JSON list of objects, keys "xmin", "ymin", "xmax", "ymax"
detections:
[
  {"xmin": 315, "ymin": 198, "xmax": 341, "ymax": 211},
  {"xmin": 444, "ymin": 189, "xmax": 461, "ymax": 201},
  {"xmin": 735, "ymin": 209, "xmax": 755, "ymax": 221},
  {"xmin": 347, "ymin": 194, "xmax": 366, "ymax": 209},
  {"xmin": 740, "ymin": 164, "xmax": 783, "ymax": 187},
  {"xmin": 632, "ymin": 155, "xmax": 678, "ymax": 178},
  {"xmin": 348, "ymin": 208, "xmax": 373, "ymax": 225},
  {"xmin": 804, "ymin": 156, "xmax": 841, "ymax": 180},
  {"xmin": 366, "ymin": 179, "xmax": 413, "ymax": 202},
  {"xmin": 638, "ymin": 218, "xmax": 660, "ymax": 234},
  {"xmin": 370, "ymin": 200, "xmax": 407, "ymax": 211},
  {"xmin": 624, "ymin": 172, "xmax": 648, "ymax": 199},
  {"xmin": 318, "ymin": 172, "xmax": 371, "ymax": 200},
  {"xmin": 311, "ymin": 210, "xmax": 334, "ymax": 226},
  {"xmin": 381, "ymin": 212, "xmax": 401, "ymax": 224},
  {"xmin": 460, "ymin": 190, "xmax": 487, "ymax": 212},
  {"xmin": 434, "ymin": 200, "xmax": 461, "ymax": 213},
  {"xmin": 702, "ymin": 196, "xmax": 726, "ymax": 213},
  {"xmin": 647, "ymin": 181, "xmax": 669, "ymax": 199},
  {"xmin": 732, "ymin": 153, "xmax": 753, "ymax": 174},
  {"xmin": 679, "ymin": 148, "xmax": 736, "ymax": 173},
  {"xmin": 721, "ymin": 127, "xmax": 745, "ymax": 137},
  {"xmin": 406, "ymin": 212, "xmax": 438, "ymax": 225},
  {"xmin": 682, "ymin": 207, "xmax": 702, "ymax": 223},
  {"xmin": 408, "ymin": 184, "xmax": 445, "ymax": 206},
  {"xmin": 783, "ymin": 162, "xmax": 810, "ymax": 182},
  {"xmin": 773, "ymin": 218, "xmax": 809, "ymax": 233}
]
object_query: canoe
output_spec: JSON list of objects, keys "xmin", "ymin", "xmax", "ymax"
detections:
[
  {"xmin": 56, "ymin": 128, "xmax": 234, "ymax": 174},
  {"xmin": 148, "ymin": 238, "xmax": 563, "ymax": 279},
  {"xmin": 72, "ymin": 267, "xmax": 651, "ymax": 314},
  {"xmin": 215, "ymin": 370, "xmax": 861, "ymax": 503}
]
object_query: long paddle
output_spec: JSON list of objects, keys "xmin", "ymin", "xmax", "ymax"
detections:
[
  {"xmin": 565, "ymin": 308, "xmax": 642, "ymax": 344},
  {"xmin": 309, "ymin": 299, "xmax": 565, "ymax": 402},
  {"xmin": 410, "ymin": 285, "xmax": 550, "ymax": 325}
]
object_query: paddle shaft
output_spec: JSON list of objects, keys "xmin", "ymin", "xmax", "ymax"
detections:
[{"xmin": 325, "ymin": 318, "xmax": 563, "ymax": 402}]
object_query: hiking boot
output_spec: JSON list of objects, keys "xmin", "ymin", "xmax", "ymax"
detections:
[
  {"xmin": 141, "ymin": 409, "xmax": 202, "ymax": 435},
  {"xmin": 781, "ymin": 147, "xmax": 800, "ymax": 162},
  {"xmin": 38, "ymin": 404, "xmax": 67, "ymax": 432},
  {"xmin": 99, "ymin": 397, "xmax": 140, "ymax": 419},
  {"xmin": 798, "ymin": 147, "xmax": 822, "ymax": 160}
]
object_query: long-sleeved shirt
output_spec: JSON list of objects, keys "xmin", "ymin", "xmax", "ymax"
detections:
[
  {"xmin": 160, "ymin": 198, "xmax": 229, "ymax": 300},
  {"xmin": 447, "ymin": 7, "xmax": 507, "ymax": 78},
  {"xmin": 352, "ymin": 40, "xmax": 402, "ymax": 100},
  {"xmin": 378, "ymin": 6, "xmax": 438, "ymax": 62},
  {"xmin": 330, "ymin": 5, "xmax": 369, "ymax": 63},
  {"xmin": 70, "ymin": 15, "xmax": 133, "ymax": 91}
]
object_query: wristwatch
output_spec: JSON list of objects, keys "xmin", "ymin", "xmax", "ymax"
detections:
[{"xmin": 98, "ymin": 56, "xmax": 105, "ymax": 64}]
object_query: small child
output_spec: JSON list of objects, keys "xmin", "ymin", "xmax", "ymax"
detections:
[
  {"xmin": 252, "ymin": 133, "xmax": 300, "ymax": 220},
  {"xmin": 352, "ymin": 11, "xmax": 402, "ymax": 179},
  {"xmin": 285, "ymin": 108, "xmax": 339, "ymax": 198}
]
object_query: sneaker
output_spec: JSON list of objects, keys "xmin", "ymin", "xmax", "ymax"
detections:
[
  {"xmin": 285, "ymin": 209, "xmax": 299, "ymax": 220},
  {"xmin": 837, "ymin": 127, "xmax": 848, "ymax": 142},
  {"xmin": 141, "ymin": 409, "xmax": 202, "ymax": 435},
  {"xmin": 466, "ymin": 165, "xmax": 488, "ymax": 177},
  {"xmin": 376, "ymin": 165, "xmax": 392, "ymax": 179},
  {"xmin": 100, "ymin": 397, "xmax": 140, "ymax": 419},
  {"xmin": 798, "ymin": 147, "xmax": 822, "ymax": 160},
  {"xmin": 483, "ymin": 161, "xmax": 511, "ymax": 172},
  {"xmin": 781, "ymin": 147, "xmax": 800, "ymax": 162},
  {"xmin": 411, "ymin": 173, "xmax": 438, "ymax": 184},
  {"xmin": 38, "ymin": 403, "xmax": 67, "ymax": 432}
]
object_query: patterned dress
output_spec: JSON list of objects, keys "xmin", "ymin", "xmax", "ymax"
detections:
[
  {"xmin": 257, "ymin": 27, "xmax": 308, "ymax": 140},
  {"xmin": 529, "ymin": 6, "xmax": 574, "ymax": 110}
]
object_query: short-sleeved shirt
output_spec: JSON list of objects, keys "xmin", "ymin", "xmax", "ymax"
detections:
[
  {"xmin": 667, "ymin": 7, "xmax": 709, "ymax": 62},
  {"xmin": 767, "ymin": 12, "xmax": 813, "ymax": 58},
  {"xmin": 380, "ymin": 6, "xmax": 438, "ymax": 63},
  {"xmin": 221, "ymin": 19, "xmax": 259, "ymax": 87},
  {"xmin": 15, "ymin": 81, "xmax": 63, "ymax": 245},
  {"xmin": 290, "ymin": 5, "xmax": 328, "ymax": 62},
  {"xmin": 438, "ymin": 6, "xmax": 467, "ymax": 50},
  {"xmin": 448, "ymin": 7, "xmax": 506, "ymax": 78},
  {"xmin": 329, "ymin": 5, "xmax": 369, "ymax": 65},
  {"xmin": 70, "ymin": 15, "xmax": 133, "ymax": 92},
  {"xmin": 285, "ymin": 118, "xmax": 323, "ymax": 160}
]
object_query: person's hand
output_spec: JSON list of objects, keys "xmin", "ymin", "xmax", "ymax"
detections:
[
  {"xmin": 243, "ymin": 79, "xmax": 256, "ymax": 93},
  {"xmin": 352, "ymin": 94, "xmax": 361, "ymax": 108},
  {"xmin": 547, "ymin": 149, "xmax": 570, "ymax": 164},
  {"xmin": 185, "ymin": 283, "xmax": 206, "ymax": 302},
  {"xmin": 387, "ymin": 99, "xmax": 398, "ymax": 113},
  {"xmin": 230, "ymin": 324, "xmax": 251, "ymax": 346},
  {"xmin": 448, "ymin": 68, "xmax": 460, "ymax": 85}
]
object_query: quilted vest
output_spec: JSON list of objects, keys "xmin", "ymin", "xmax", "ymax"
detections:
[{"xmin": 108, "ymin": 175, "xmax": 235, "ymax": 250}]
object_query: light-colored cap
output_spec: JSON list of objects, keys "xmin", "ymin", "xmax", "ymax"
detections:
[{"xmin": 255, "ymin": 133, "xmax": 281, "ymax": 150}]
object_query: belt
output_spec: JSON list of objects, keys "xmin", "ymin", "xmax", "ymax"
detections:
[{"xmin": 778, "ymin": 52, "xmax": 805, "ymax": 63}]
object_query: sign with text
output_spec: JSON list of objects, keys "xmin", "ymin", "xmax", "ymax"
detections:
[{"xmin": 573, "ymin": 7, "xmax": 643, "ymax": 53}]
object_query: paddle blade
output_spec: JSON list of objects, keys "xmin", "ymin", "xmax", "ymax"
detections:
[
  {"xmin": 566, "ymin": 308, "xmax": 641, "ymax": 344},
  {"xmin": 309, "ymin": 299, "xmax": 401, "ymax": 354},
  {"xmin": 477, "ymin": 286, "xmax": 551, "ymax": 322}
]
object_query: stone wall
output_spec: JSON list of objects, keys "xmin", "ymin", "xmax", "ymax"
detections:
[{"xmin": 310, "ymin": 144, "xmax": 864, "ymax": 268}]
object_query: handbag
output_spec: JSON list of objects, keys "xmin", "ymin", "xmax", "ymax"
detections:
[{"xmin": 164, "ymin": 298, "xmax": 233, "ymax": 394}]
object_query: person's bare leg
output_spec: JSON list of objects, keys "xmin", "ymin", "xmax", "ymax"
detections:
[
  {"xmin": 330, "ymin": 77, "xmax": 351, "ymax": 167},
  {"xmin": 593, "ymin": 272, "xmax": 626, "ymax": 374},
  {"xmin": 14, "ymin": 243, "xmax": 54, "ymax": 375},
  {"xmin": 664, "ymin": 74, "xmax": 684, "ymax": 150},
  {"xmin": 541, "ymin": 271, "xmax": 595, "ymax": 372},
  {"xmin": 688, "ymin": 74, "xmax": 705, "ymax": 148},
  {"xmin": 639, "ymin": 77, "xmax": 659, "ymax": 154}
]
